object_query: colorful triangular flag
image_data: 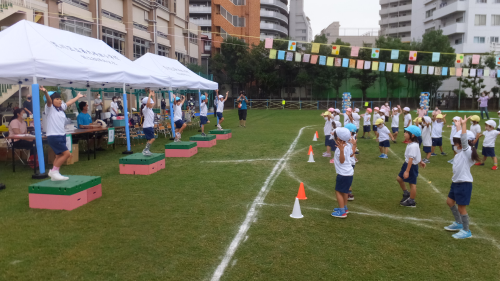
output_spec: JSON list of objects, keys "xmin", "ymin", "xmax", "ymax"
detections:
[
  {"xmin": 422, "ymin": 66, "xmax": 428, "ymax": 75},
  {"xmin": 407, "ymin": 65, "xmax": 414, "ymax": 74},
  {"xmin": 393, "ymin": 63, "xmax": 400, "ymax": 73},
  {"xmin": 456, "ymin": 68, "xmax": 462, "ymax": 77},
  {"xmin": 496, "ymin": 56, "xmax": 500, "ymax": 66},
  {"xmin": 378, "ymin": 62, "xmax": 385, "ymax": 71},
  {"xmin": 428, "ymin": 66, "xmax": 435, "ymax": 75},
  {"xmin": 484, "ymin": 68, "xmax": 490, "ymax": 77},
  {"xmin": 349, "ymin": 59, "xmax": 356, "ymax": 68},
  {"xmin": 463, "ymin": 68, "xmax": 469, "ymax": 77},
  {"xmin": 434, "ymin": 67, "xmax": 441, "ymax": 75},
  {"xmin": 442, "ymin": 67, "xmax": 448, "ymax": 76},
  {"xmin": 335, "ymin": 58, "xmax": 342, "ymax": 66},
  {"xmin": 386, "ymin": 62, "xmax": 393, "ymax": 72},
  {"xmin": 470, "ymin": 68, "xmax": 476, "ymax": 77},
  {"xmin": 477, "ymin": 69, "xmax": 484, "ymax": 77},
  {"xmin": 450, "ymin": 67, "xmax": 456, "ymax": 76},
  {"xmin": 286, "ymin": 52, "xmax": 293, "ymax": 61},
  {"xmin": 399, "ymin": 64, "xmax": 406, "ymax": 73},
  {"xmin": 364, "ymin": 61, "xmax": 371, "ymax": 69}
]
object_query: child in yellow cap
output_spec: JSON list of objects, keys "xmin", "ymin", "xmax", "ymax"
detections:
[
  {"xmin": 431, "ymin": 113, "xmax": 447, "ymax": 156},
  {"xmin": 469, "ymin": 115, "xmax": 481, "ymax": 149}
]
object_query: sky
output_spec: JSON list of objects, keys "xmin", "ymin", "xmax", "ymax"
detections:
[{"xmin": 302, "ymin": 0, "xmax": 381, "ymax": 37}]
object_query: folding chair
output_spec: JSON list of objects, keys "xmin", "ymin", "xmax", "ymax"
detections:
[{"xmin": 3, "ymin": 132, "xmax": 30, "ymax": 167}]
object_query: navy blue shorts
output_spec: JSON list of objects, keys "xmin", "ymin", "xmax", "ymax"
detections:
[
  {"xmin": 482, "ymin": 147, "xmax": 496, "ymax": 157},
  {"xmin": 325, "ymin": 136, "xmax": 335, "ymax": 149},
  {"xmin": 335, "ymin": 174, "xmax": 353, "ymax": 194},
  {"xmin": 474, "ymin": 141, "xmax": 479, "ymax": 149},
  {"xmin": 432, "ymin": 137, "xmax": 442, "ymax": 147},
  {"xmin": 497, "ymin": 128, "xmax": 500, "ymax": 132},
  {"xmin": 398, "ymin": 162, "xmax": 419, "ymax": 185},
  {"xmin": 216, "ymin": 112, "xmax": 223, "ymax": 119},
  {"xmin": 373, "ymin": 125, "xmax": 378, "ymax": 132},
  {"xmin": 379, "ymin": 140, "xmax": 390, "ymax": 147},
  {"xmin": 392, "ymin": 127, "xmax": 399, "ymax": 133},
  {"xmin": 47, "ymin": 135, "xmax": 68, "ymax": 155},
  {"xmin": 143, "ymin": 127, "xmax": 154, "ymax": 140},
  {"xmin": 200, "ymin": 116, "xmax": 208, "ymax": 125},
  {"xmin": 417, "ymin": 136, "xmax": 422, "ymax": 147},
  {"xmin": 175, "ymin": 120, "xmax": 185, "ymax": 129},
  {"xmin": 448, "ymin": 182, "xmax": 473, "ymax": 205},
  {"xmin": 363, "ymin": 125, "xmax": 371, "ymax": 132},
  {"xmin": 423, "ymin": 146, "xmax": 431, "ymax": 153}
]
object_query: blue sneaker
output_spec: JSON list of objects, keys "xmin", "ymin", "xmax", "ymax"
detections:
[
  {"xmin": 331, "ymin": 208, "xmax": 347, "ymax": 218},
  {"xmin": 441, "ymin": 152, "xmax": 447, "ymax": 156},
  {"xmin": 344, "ymin": 206, "xmax": 349, "ymax": 214},
  {"xmin": 378, "ymin": 154, "xmax": 385, "ymax": 158},
  {"xmin": 444, "ymin": 222, "xmax": 463, "ymax": 232},
  {"xmin": 431, "ymin": 153, "xmax": 437, "ymax": 156},
  {"xmin": 382, "ymin": 154, "xmax": 388, "ymax": 159},
  {"xmin": 452, "ymin": 229, "xmax": 472, "ymax": 239}
]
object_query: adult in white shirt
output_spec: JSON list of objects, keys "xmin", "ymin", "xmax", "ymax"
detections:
[
  {"xmin": 216, "ymin": 90, "xmax": 228, "ymax": 130},
  {"xmin": 94, "ymin": 93, "xmax": 103, "ymax": 121},
  {"xmin": 40, "ymin": 86, "xmax": 84, "ymax": 181},
  {"xmin": 173, "ymin": 94, "xmax": 186, "ymax": 141},
  {"xmin": 109, "ymin": 96, "xmax": 119, "ymax": 117}
]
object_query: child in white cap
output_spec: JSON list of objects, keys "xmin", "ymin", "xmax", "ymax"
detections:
[
  {"xmin": 444, "ymin": 116, "xmax": 480, "ymax": 239},
  {"xmin": 200, "ymin": 93, "xmax": 210, "ymax": 136},
  {"xmin": 372, "ymin": 107, "xmax": 380, "ymax": 139},
  {"xmin": 331, "ymin": 127, "xmax": 355, "ymax": 218},
  {"xmin": 361, "ymin": 108, "xmax": 372, "ymax": 139},
  {"xmin": 447, "ymin": 116, "xmax": 461, "ymax": 164},
  {"xmin": 391, "ymin": 105, "xmax": 402, "ymax": 143},
  {"xmin": 333, "ymin": 109, "xmax": 341, "ymax": 123},
  {"xmin": 431, "ymin": 113, "xmax": 447, "ymax": 156},
  {"xmin": 421, "ymin": 116, "xmax": 433, "ymax": 163},
  {"xmin": 173, "ymin": 94, "xmax": 186, "ymax": 142},
  {"xmin": 475, "ymin": 120, "xmax": 500, "ymax": 170},
  {"xmin": 216, "ymin": 91, "xmax": 229, "ymax": 130},
  {"xmin": 142, "ymin": 90, "xmax": 156, "ymax": 156},
  {"xmin": 352, "ymin": 108, "xmax": 361, "ymax": 133},
  {"xmin": 402, "ymin": 107, "xmax": 412, "ymax": 143},
  {"xmin": 375, "ymin": 118, "xmax": 395, "ymax": 159},
  {"xmin": 397, "ymin": 125, "xmax": 427, "ymax": 207}
]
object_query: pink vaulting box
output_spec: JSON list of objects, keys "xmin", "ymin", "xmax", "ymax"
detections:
[
  {"xmin": 29, "ymin": 190, "xmax": 88, "ymax": 211},
  {"xmin": 191, "ymin": 139, "xmax": 216, "ymax": 147},
  {"xmin": 156, "ymin": 159, "xmax": 166, "ymax": 170},
  {"xmin": 165, "ymin": 147, "xmax": 198, "ymax": 158},
  {"xmin": 215, "ymin": 133, "xmax": 232, "ymax": 140},
  {"xmin": 86, "ymin": 184, "xmax": 102, "ymax": 203},
  {"xmin": 119, "ymin": 163, "xmax": 158, "ymax": 175}
]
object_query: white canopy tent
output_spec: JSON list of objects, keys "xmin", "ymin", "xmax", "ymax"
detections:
[
  {"xmin": 0, "ymin": 20, "xmax": 172, "ymax": 177},
  {"xmin": 134, "ymin": 53, "xmax": 219, "ymax": 134}
]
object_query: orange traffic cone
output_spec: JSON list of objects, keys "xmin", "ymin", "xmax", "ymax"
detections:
[
  {"xmin": 316, "ymin": 131, "xmax": 319, "ymax": 138},
  {"xmin": 308, "ymin": 145, "xmax": 314, "ymax": 155},
  {"xmin": 296, "ymin": 182, "xmax": 307, "ymax": 200}
]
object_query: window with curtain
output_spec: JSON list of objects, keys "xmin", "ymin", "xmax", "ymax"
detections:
[
  {"xmin": 492, "ymin": 15, "xmax": 500, "ymax": 25},
  {"xmin": 475, "ymin": 14, "xmax": 487, "ymax": 26}
]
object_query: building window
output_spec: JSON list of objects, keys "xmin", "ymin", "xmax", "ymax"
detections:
[
  {"xmin": 156, "ymin": 0, "xmax": 168, "ymax": 8},
  {"xmin": 174, "ymin": 0, "xmax": 177, "ymax": 13},
  {"xmin": 62, "ymin": 0, "xmax": 89, "ymax": 10},
  {"xmin": 175, "ymin": 52, "xmax": 185, "ymax": 63},
  {"xmin": 456, "ymin": 17, "xmax": 463, "ymax": 23},
  {"xmin": 60, "ymin": 17, "xmax": 92, "ymax": 37},
  {"xmin": 102, "ymin": 10, "xmax": 123, "ymax": 22},
  {"xmin": 230, "ymin": 0, "xmax": 245, "ymax": 5},
  {"xmin": 133, "ymin": 37, "xmax": 150, "ymax": 58},
  {"xmin": 474, "ymin": 36, "xmax": 486, "ymax": 43},
  {"xmin": 158, "ymin": 45, "xmax": 169, "ymax": 57},
  {"xmin": 475, "ymin": 14, "xmax": 487, "ymax": 25},
  {"xmin": 190, "ymin": 57, "xmax": 198, "ymax": 64},
  {"xmin": 425, "ymin": 8, "xmax": 435, "ymax": 18},
  {"xmin": 103, "ymin": 27, "xmax": 125, "ymax": 55},
  {"xmin": 220, "ymin": 27, "xmax": 229, "ymax": 40},
  {"xmin": 477, "ymin": 0, "xmax": 487, "ymax": 3},
  {"xmin": 455, "ymin": 38, "xmax": 463, "ymax": 44},
  {"xmin": 491, "ymin": 37, "xmax": 499, "ymax": 43},
  {"xmin": 492, "ymin": 15, "xmax": 500, "ymax": 25},
  {"xmin": 220, "ymin": 6, "xmax": 245, "ymax": 27},
  {"xmin": 133, "ymin": 22, "xmax": 149, "ymax": 31},
  {"xmin": 326, "ymin": 33, "xmax": 330, "ymax": 36},
  {"xmin": 189, "ymin": 33, "xmax": 198, "ymax": 44}
]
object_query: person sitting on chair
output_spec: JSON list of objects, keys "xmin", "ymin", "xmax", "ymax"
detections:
[
  {"xmin": 8, "ymin": 108, "xmax": 36, "ymax": 164},
  {"xmin": 77, "ymin": 101, "xmax": 105, "ymax": 151}
]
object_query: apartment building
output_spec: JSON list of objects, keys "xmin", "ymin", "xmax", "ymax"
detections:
[
  {"xmin": 320, "ymin": 21, "xmax": 379, "ymax": 47},
  {"xmin": 289, "ymin": 0, "xmax": 312, "ymax": 42},
  {"xmin": 379, "ymin": 0, "xmax": 412, "ymax": 42}
]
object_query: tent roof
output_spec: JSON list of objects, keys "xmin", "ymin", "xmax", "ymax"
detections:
[
  {"xmin": 134, "ymin": 53, "xmax": 218, "ymax": 90},
  {"xmin": 0, "ymin": 20, "xmax": 169, "ymax": 88}
]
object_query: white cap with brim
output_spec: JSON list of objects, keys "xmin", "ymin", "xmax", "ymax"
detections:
[
  {"xmin": 334, "ymin": 121, "xmax": 342, "ymax": 128},
  {"xmin": 453, "ymin": 130, "xmax": 476, "ymax": 141},
  {"xmin": 403, "ymin": 107, "xmax": 410, "ymax": 111},
  {"xmin": 218, "ymin": 95, "xmax": 223, "ymax": 98},
  {"xmin": 335, "ymin": 127, "xmax": 351, "ymax": 142},
  {"xmin": 485, "ymin": 120, "xmax": 497, "ymax": 128},
  {"xmin": 423, "ymin": 116, "xmax": 432, "ymax": 124},
  {"xmin": 142, "ymin": 97, "xmax": 154, "ymax": 104}
]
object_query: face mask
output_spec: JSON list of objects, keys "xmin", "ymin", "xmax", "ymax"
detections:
[
  {"xmin": 454, "ymin": 145, "xmax": 459, "ymax": 152},
  {"xmin": 437, "ymin": 120, "xmax": 442, "ymax": 123},
  {"xmin": 22, "ymin": 113, "xmax": 27, "ymax": 118}
]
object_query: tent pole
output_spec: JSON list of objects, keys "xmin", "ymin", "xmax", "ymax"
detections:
[
  {"xmin": 31, "ymin": 77, "xmax": 47, "ymax": 179},
  {"xmin": 122, "ymin": 83, "xmax": 133, "ymax": 154},
  {"xmin": 198, "ymin": 88, "xmax": 201, "ymax": 116},
  {"xmin": 18, "ymin": 82, "xmax": 22, "ymax": 111},
  {"xmin": 169, "ymin": 87, "xmax": 175, "ymax": 140}
]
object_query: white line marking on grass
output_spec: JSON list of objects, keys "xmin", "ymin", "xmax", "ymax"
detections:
[
  {"xmin": 388, "ymin": 148, "xmax": 500, "ymax": 250},
  {"xmin": 209, "ymin": 126, "xmax": 312, "ymax": 281},
  {"xmin": 201, "ymin": 159, "xmax": 281, "ymax": 163}
]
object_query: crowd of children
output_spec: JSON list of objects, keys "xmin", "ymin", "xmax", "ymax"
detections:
[{"xmin": 321, "ymin": 104, "xmax": 499, "ymax": 239}]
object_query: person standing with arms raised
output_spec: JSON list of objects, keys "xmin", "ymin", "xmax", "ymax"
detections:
[{"xmin": 237, "ymin": 91, "xmax": 248, "ymax": 128}]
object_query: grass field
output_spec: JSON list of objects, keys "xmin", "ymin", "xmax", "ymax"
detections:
[{"xmin": 1, "ymin": 109, "xmax": 499, "ymax": 281}]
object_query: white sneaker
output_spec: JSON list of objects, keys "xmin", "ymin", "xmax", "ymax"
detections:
[{"xmin": 50, "ymin": 170, "xmax": 69, "ymax": 181}]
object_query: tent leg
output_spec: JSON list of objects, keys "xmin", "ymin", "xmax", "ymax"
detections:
[
  {"xmin": 169, "ymin": 88, "xmax": 175, "ymax": 140},
  {"xmin": 122, "ymin": 84, "xmax": 133, "ymax": 154},
  {"xmin": 31, "ymin": 78, "xmax": 47, "ymax": 179}
]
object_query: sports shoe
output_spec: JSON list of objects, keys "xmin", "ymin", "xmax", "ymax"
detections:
[
  {"xmin": 382, "ymin": 155, "xmax": 388, "ymax": 159},
  {"xmin": 344, "ymin": 206, "xmax": 349, "ymax": 214},
  {"xmin": 373, "ymin": 136, "xmax": 377, "ymax": 140},
  {"xmin": 355, "ymin": 151, "xmax": 359, "ymax": 155},
  {"xmin": 441, "ymin": 152, "xmax": 447, "ymax": 156},
  {"xmin": 423, "ymin": 159, "xmax": 430, "ymax": 164},
  {"xmin": 444, "ymin": 222, "xmax": 463, "ymax": 232},
  {"xmin": 400, "ymin": 192, "xmax": 410, "ymax": 203},
  {"xmin": 201, "ymin": 133, "xmax": 207, "ymax": 137},
  {"xmin": 493, "ymin": 166, "xmax": 498, "ymax": 170},
  {"xmin": 348, "ymin": 193, "xmax": 354, "ymax": 201},
  {"xmin": 323, "ymin": 153, "xmax": 331, "ymax": 158},
  {"xmin": 378, "ymin": 154, "xmax": 385, "ymax": 158},
  {"xmin": 361, "ymin": 136, "xmax": 365, "ymax": 139},
  {"xmin": 475, "ymin": 162, "xmax": 484, "ymax": 166},
  {"xmin": 142, "ymin": 150, "xmax": 153, "ymax": 156},
  {"xmin": 431, "ymin": 153, "xmax": 437, "ymax": 156},
  {"xmin": 331, "ymin": 208, "xmax": 347, "ymax": 218},
  {"xmin": 393, "ymin": 140, "xmax": 397, "ymax": 143},
  {"xmin": 174, "ymin": 138, "xmax": 181, "ymax": 142},
  {"xmin": 448, "ymin": 159, "xmax": 454, "ymax": 164},
  {"xmin": 452, "ymin": 229, "xmax": 472, "ymax": 239},
  {"xmin": 330, "ymin": 159, "xmax": 334, "ymax": 164},
  {"xmin": 49, "ymin": 170, "xmax": 69, "ymax": 181},
  {"xmin": 400, "ymin": 198, "xmax": 416, "ymax": 207}
]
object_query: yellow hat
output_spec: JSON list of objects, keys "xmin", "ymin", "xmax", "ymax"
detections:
[
  {"xmin": 436, "ymin": 114, "xmax": 444, "ymax": 119},
  {"xmin": 413, "ymin": 117, "xmax": 422, "ymax": 123},
  {"xmin": 470, "ymin": 115, "xmax": 480, "ymax": 122},
  {"xmin": 375, "ymin": 118, "xmax": 385, "ymax": 125},
  {"xmin": 324, "ymin": 111, "xmax": 331, "ymax": 116}
]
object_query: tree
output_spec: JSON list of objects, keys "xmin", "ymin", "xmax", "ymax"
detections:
[
  {"xmin": 376, "ymin": 36, "xmax": 407, "ymax": 101},
  {"xmin": 350, "ymin": 48, "xmax": 378, "ymax": 101},
  {"xmin": 185, "ymin": 63, "xmax": 205, "ymax": 75}
]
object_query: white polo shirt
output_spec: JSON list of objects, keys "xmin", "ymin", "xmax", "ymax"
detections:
[
  {"xmin": 377, "ymin": 125, "xmax": 391, "ymax": 142},
  {"xmin": 217, "ymin": 100, "xmax": 224, "ymax": 113},
  {"xmin": 363, "ymin": 114, "xmax": 371, "ymax": 126},
  {"xmin": 391, "ymin": 113, "xmax": 400, "ymax": 128},
  {"xmin": 404, "ymin": 113, "xmax": 412, "ymax": 128},
  {"xmin": 334, "ymin": 145, "xmax": 354, "ymax": 176},
  {"xmin": 483, "ymin": 130, "xmax": 500, "ymax": 147},
  {"xmin": 173, "ymin": 104, "xmax": 182, "ymax": 122},
  {"xmin": 421, "ymin": 124, "xmax": 432, "ymax": 147},
  {"xmin": 142, "ymin": 106, "xmax": 154, "ymax": 128},
  {"xmin": 323, "ymin": 117, "xmax": 333, "ymax": 136},
  {"xmin": 431, "ymin": 121, "xmax": 444, "ymax": 138},
  {"xmin": 405, "ymin": 142, "xmax": 421, "ymax": 164},
  {"xmin": 200, "ymin": 102, "xmax": 208, "ymax": 117},
  {"xmin": 45, "ymin": 103, "xmax": 67, "ymax": 136}
]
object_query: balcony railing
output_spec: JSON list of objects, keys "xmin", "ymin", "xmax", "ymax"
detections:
[
  {"xmin": 260, "ymin": 22, "xmax": 288, "ymax": 35},
  {"xmin": 260, "ymin": 10, "xmax": 288, "ymax": 24},
  {"xmin": 189, "ymin": 5, "xmax": 211, "ymax": 14},
  {"xmin": 0, "ymin": 0, "xmax": 31, "ymax": 9},
  {"xmin": 433, "ymin": 0, "xmax": 466, "ymax": 19},
  {"xmin": 189, "ymin": 18, "xmax": 212, "ymax": 26},
  {"xmin": 440, "ymin": 23, "xmax": 465, "ymax": 36},
  {"xmin": 260, "ymin": 0, "xmax": 288, "ymax": 12}
]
